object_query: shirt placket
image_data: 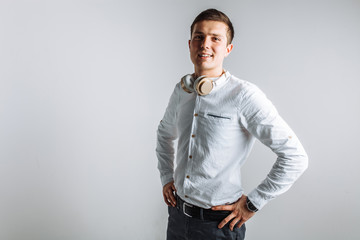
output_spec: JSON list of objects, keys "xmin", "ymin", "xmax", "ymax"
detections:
[{"xmin": 183, "ymin": 94, "xmax": 201, "ymax": 199}]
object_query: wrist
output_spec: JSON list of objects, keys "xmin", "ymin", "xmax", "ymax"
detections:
[{"xmin": 246, "ymin": 197, "xmax": 258, "ymax": 212}]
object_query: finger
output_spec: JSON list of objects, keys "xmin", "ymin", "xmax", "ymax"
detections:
[
  {"xmin": 163, "ymin": 189, "xmax": 175, "ymax": 207},
  {"xmin": 168, "ymin": 192, "xmax": 176, "ymax": 207},
  {"xmin": 211, "ymin": 204, "xmax": 234, "ymax": 211},
  {"xmin": 229, "ymin": 217, "xmax": 241, "ymax": 231},
  {"xmin": 163, "ymin": 194, "xmax": 171, "ymax": 206},
  {"xmin": 166, "ymin": 190, "xmax": 176, "ymax": 206},
  {"xmin": 217, "ymin": 212, "xmax": 236, "ymax": 229},
  {"xmin": 236, "ymin": 219, "xmax": 246, "ymax": 229},
  {"xmin": 171, "ymin": 184, "xmax": 176, "ymax": 191},
  {"xmin": 169, "ymin": 198, "xmax": 176, "ymax": 207}
]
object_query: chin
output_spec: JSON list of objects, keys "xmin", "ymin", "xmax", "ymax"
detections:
[
  {"xmin": 198, "ymin": 65, "xmax": 215, "ymax": 72},
  {"xmin": 196, "ymin": 61, "xmax": 213, "ymax": 68}
]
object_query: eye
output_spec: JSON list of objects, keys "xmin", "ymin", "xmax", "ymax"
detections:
[{"xmin": 193, "ymin": 35, "xmax": 203, "ymax": 40}]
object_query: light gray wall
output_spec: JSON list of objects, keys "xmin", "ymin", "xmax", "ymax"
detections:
[{"xmin": 0, "ymin": 0, "xmax": 359, "ymax": 239}]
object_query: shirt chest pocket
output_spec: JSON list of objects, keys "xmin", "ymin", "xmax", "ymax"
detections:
[
  {"xmin": 201, "ymin": 112, "xmax": 234, "ymax": 125},
  {"xmin": 198, "ymin": 112, "xmax": 237, "ymax": 136},
  {"xmin": 206, "ymin": 113, "xmax": 232, "ymax": 121}
]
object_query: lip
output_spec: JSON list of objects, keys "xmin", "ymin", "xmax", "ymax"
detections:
[{"xmin": 198, "ymin": 53, "xmax": 213, "ymax": 58}]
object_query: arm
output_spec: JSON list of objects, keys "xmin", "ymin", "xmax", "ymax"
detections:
[
  {"xmin": 213, "ymin": 84, "xmax": 308, "ymax": 229},
  {"xmin": 156, "ymin": 85, "xmax": 179, "ymax": 205},
  {"xmin": 240, "ymin": 84, "xmax": 308, "ymax": 210}
]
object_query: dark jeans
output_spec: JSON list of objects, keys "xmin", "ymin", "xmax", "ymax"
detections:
[{"xmin": 167, "ymin": 205, "xmax": 246, "ymax": 240}]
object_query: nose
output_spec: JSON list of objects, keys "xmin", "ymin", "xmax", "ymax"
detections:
[{"xmin": 201, "ymin": 36, "xmax": 211, "ymax": 49}]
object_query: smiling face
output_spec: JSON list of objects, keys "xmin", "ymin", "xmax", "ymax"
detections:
[{"xmin": 189, "ymin": 20, "xmax": 233, "ymax": 78}]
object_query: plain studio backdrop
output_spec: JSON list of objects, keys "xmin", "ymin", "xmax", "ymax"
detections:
[{"xmin": 0, "ymin": 0, "xmax": 359, "ymax": 239}]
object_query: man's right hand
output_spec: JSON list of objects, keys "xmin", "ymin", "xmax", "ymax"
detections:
[{"xmin": 163, "ymin": 181, "xmax": 177, "ymax": 207}]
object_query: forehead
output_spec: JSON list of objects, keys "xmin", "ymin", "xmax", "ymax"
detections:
[{"xmin": 192, "ymin": 20, "xmax": 228, "ymax": 36}]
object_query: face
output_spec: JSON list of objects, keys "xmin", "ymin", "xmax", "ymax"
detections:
[{"xmin": 189, "ymin": 20, "xmax": 233, "ymax": 77}]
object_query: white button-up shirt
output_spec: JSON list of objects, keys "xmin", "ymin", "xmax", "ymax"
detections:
[{"xmin": 156, "ymin": 71, "xmax": 308, "ymax": 210}]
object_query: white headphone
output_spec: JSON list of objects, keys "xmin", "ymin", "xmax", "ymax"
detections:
[{"xmin": 180, "ymin": 71, "xmax": 230, "ymax": 96}]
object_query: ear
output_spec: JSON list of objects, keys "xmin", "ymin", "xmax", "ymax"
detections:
[
  {"xmin": 188, "ymin": 39, "xmax": 191, "ymax": 50},
  {"xmin": 225, "ymin": 44, "xmax": 233, "ymax": 57}
]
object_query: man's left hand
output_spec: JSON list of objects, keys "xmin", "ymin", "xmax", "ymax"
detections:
[{"xmin": 211, "ymin": 194, "xmax": 256, "ymax": 231}]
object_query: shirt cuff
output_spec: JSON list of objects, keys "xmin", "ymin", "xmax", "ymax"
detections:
[{"xmin": 247, "ymin": 189, "xmax": 273, "ymax": 210}]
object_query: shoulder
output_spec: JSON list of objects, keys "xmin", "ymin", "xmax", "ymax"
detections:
[
  {"xmin": 168, "ymin": 82, "xmax": 183, "ymax": 97},
  {"xmin": 227, "ymin": 74, "xmax": 276, "ymax": 116},
  {"xmin": 227, "ymin": 74, "xmax": 265, "ymax": 99}
]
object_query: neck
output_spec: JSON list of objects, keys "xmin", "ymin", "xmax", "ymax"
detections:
[{"xmin": 194, "ymin": 67, "xmax": 224, "ymax": 78}]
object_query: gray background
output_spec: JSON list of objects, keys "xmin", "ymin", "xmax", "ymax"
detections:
[{"xmin": 0, "ymin": 0, "xmax": 359, "ymax": 239}]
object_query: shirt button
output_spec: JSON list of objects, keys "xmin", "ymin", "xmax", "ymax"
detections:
[
  {"xmin": 191, "ymin": 134, "xmax": 195, "ymax": 138},
  {"xmin": 189, "ymin": 155, "xmax": 192, "ymax": 159},
  {"xmin": 194, "ymin": 113, "xmax": 198, "ymax": 117},
  {"xmin": 185, "ymin": 195, "xmax": 188, "ymax": 198},
  {"xmin": 186, "ymin": 175, "xmax": 190, "ymax": 179}
]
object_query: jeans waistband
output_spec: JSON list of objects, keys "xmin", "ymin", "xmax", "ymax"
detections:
[{"xmin": 176, "ymin": 194, "xmax": 231, "ymax": 221}]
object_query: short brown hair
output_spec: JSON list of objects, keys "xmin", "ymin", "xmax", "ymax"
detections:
[{"xmin": 190, "ymin": 8, "xmax": 234, "ymax": 45}]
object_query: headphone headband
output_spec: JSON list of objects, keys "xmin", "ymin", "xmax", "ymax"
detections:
[{"xmin": 181, "ymin": 71, "xmax": 230, "ymax": 96}]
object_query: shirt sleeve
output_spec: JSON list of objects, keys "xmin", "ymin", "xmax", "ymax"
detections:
[
  {"xmin": 238, "ymin": 83, "xmax": 308, "ymax": 210},
  {"xmin": 156, "ymin": 84, "xmax": 179, "ymax": 186}
]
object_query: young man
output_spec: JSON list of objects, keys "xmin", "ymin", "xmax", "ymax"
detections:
[{"xmin": 156, "ymin": 9, "xmax": 308, "ymax": 240}]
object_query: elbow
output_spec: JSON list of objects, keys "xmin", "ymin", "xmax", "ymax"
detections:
[{"xmin": 300, "ymin": 152, "xmax": 309, "ymax": 174}]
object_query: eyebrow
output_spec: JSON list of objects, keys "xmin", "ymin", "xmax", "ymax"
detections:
[{"xmin": 193, "ymin": 31, "xmax": 224, "ymax": 37}]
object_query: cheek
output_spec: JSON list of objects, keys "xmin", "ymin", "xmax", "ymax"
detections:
[
  {"xmin": 214, "ymin": 47, "xmax": 226, "ymax": 58},
  {"xmin": 190, "ymin": 44, "xmax": 198, "ymax": 53},
  {"xmin": 190, "ymin": 49, "xmax": 197, "ymax": 58},
  {"xmin": 222, "ymin": 46, "xmax": 230, "ymax": 56}
]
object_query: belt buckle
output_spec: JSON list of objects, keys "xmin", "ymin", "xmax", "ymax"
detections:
[{"xmin": 183, "ymin": 202, "xmax": 193, "ymax": 218}]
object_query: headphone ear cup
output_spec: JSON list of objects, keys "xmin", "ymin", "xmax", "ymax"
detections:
[
  {"xmin": 194, "ymin": 76, "xmax": 213, "ymax": 96},
  {"xmin": 196, "ymin": 78, "xmax": 213, "ymax": 95},
  {"xmin": 181, "ymin": 74, "xmax": 195, "ymax": 93}
]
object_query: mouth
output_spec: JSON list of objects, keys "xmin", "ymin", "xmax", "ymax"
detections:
[{"xmin": 198, "ymin": 53, "xmax": 213, "ymax": 59}]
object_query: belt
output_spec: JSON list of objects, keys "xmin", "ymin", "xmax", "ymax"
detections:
[{"xmin": 176, "ymin": 194, "xmax": 231, "ymax": 222}]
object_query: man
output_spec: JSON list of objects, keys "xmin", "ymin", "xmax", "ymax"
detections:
[{"xmin": 156, "ymin": 8, "xmax": 308, "ymax": 240}]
